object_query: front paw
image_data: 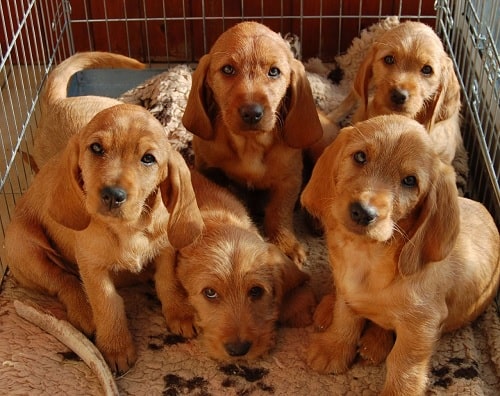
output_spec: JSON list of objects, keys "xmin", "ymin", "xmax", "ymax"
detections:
[
  {"xmin": 97, "ymin": 333, "xmax": 137, "ymax": 376},
  {"xmin": 307, "ymin": 332, "xmax": 357, "ymax": 374},
  {"xmin": 358, "ymin": 323, "xmax": 394, "ymax": 365},
  {"xmin": 163, "ymin": 300, "xmax": 198, "ymax": 339},
  {"xmin": 313, "ymin": 293, "xmax": 335, "ymax": 331},
  {"xmin": 272, "ymin": 235, "xmax": 307, "ymax": 266}
]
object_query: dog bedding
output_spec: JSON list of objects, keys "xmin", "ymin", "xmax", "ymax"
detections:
[{"xmin": 1, "ymin": 17, "xmax": 499, "ymax": 395}]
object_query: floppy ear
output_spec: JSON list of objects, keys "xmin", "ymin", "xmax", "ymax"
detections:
[
  {"xmin": 47, "ymin": 136, "xmax": 90, "ymax": 230},
  {"xmin": 423, "ymin": 56, "xmax": 461, "ymax": 130},
  {"xmin": 282, "ymin": 59, "xmax": 323, "ymax": 148},
  {"xmin": 182, "ymin": 54, "xmax": 215, "ymax": 140},
  {"xmin": 301, "ymin": 127, "xmax": 350, "ymax": 220},
  {"xmin": 352, "ymin": 47, "xmax": 376, "ymax": 119},
  {"xmin": 160, "ymin": 150, "xmax": 204, "ymax": 249},
  {"xmin": 398, "ymin": 161, "xmax": 460, "ymax": 276}
]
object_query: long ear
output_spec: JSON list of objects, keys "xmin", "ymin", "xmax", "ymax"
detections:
[
  {"xmin": 182, "ymin": 54, "xmax": 215, "ymax": 140},
  {"xmin": 47, "ymin": 136, "xmax": 90, "ymax": 230},
  {"xmin": 282, "ymin": 59, "xmax": 323, "ymax": 148},
  {"xmin": 161, "ymin": 150, "xmax": 204, "ymax": 249},
  {"xmin": 352, "ymin": 47, "xmax": 376, "ymax": 119},
  {"xmin": 301, "ymin": 127, "xmax": 351, "ymax": 219},
  {"xmin": 423, "ymin": 56, "xmax": 461, "ymax": 130},
  {"xmin": 398, "ymin": 161, "xmax": 460, "ymax": 276}
]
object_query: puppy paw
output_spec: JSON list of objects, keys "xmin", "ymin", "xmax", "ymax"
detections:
[
  {"xmin": 60, "ymin": 287, "xmax": 96, "ymax": 335},
  {"xmin": 313, "ymin": 293, "xmax": 335, "ymax": 331},
  {"xmin": 358, "ymin": 324, "xmax": 394, "ymax": 365},
  {"xmin": 279, "ymin": 284, "xmax": 316, "ymax": 327},
  {"xmin": 307, "ymin": 332, "xmax": 356, "ymax": 374},
  {"xmin": 163, "ymin": 301, "xmax": 198, "ymax": 339},
  {"xmin": 97, "ymin": 333, "xmax": 137, "ymax": 376}
]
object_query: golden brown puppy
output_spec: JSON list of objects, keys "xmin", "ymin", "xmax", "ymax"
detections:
[
  {"xmin": 32, "ymin": 51, "xmax": 145, "ymax": 170},
  {"xmin": 328, "ymin": 21, "xmax": 468, "ymax": 193},
  {"xmin": 5, "ymin": 104, "xmax": 203, "ymax": 375},
  {"xmin": 301, "ymin": 115, "xmax": 500, "ymax": 395},
  {"xmin": 155, "ymin": 170, "xmax": 316, "ymax": 360},
  {"xmin": 182, "ymin": 21, "xmax": 324, "ymax": 265}
]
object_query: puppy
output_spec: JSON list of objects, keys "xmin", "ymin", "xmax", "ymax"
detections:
[
  {"xmin": 155, "ymin": 170, "xmax": 316, "ymax": 360},
  {"xmin": 32, "ymin": 51, "xmax": 145, "ymax": 170},
  {"xmin": 301, "ymin": 115, "xmax": 500, "ymax": 395},
  {"xmin": 182, "ymin": 21, "xmax": 324, "ymax": 265},
  {"xmin": 5, "ymin": 104, "xmax": 203, "ymax": 375},
  {"xmin": 328, "ymin": 21, "xmax": 468, "ymax": 193}
]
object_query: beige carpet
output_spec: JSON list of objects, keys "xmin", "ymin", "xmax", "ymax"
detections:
[
  {"xmin": 1, "ymin": 211, "xmax": 500, "ymax": 395},
  {"xmin": 1, "ymin": 17, "xmax": 500, "ymax": 395}
]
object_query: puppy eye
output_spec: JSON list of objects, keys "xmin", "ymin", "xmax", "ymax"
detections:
[
  {"xmin": 89, "ymin": 142, "xmax": 104, "ymax": 156},
  {"xmin": 421, "ymin": 65, "xmax": 433, "ymax": 75},
  {"xmin": 402, "ymin": 175, "xmax": 418, "ymax": 188},
  {"xmin": 248, "ymin": 286, "xmax": 264, "ymax": 301},
  {"xmin": 268, "ymin": 67, "xmax": 281, "ymax": 78},
  {"xmin": 384, "ymin": 55, "xmax": 395, "ymax": 65},
  {"xmin": 353, "ymin": 151, "xmax": 367, "ymax": 165},
  {"xmin": 221, "ymin": 64, "xmax": 235, "ymax": 75},
  {"xmin": 203, "ymin": 288, "xmax": 218, "ymax": 300},
  {"xmin": 141, "ymin": 153, "xmax": 156, "ymax": 165}
]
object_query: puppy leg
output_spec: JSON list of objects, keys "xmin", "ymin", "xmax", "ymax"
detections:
[
  {"xmin": 78, "ymin": 265, "xmax": 136, "ymax": 375},
  {"xmin": 265, "ymin": 179, "xmax": 306, "ymax": 265},
  {"xmin": 307, "ymin": 294, "xmax": 364, "ymax": 373},
  {"xmin": 381, "ymin": 321, "xmax": 440, "ymax": 395},
  {"xmin": 312, "ymin": 292, "xmax": 335, "ymax": 331},
  {"xmin": 154, "ymin": 247, "xmax": 198, "ymax": 338},
  {"xmin": 358, "ymin": 321, "xmax": 394, "ymax": 365},
  {"xmin": 6, "ymin": 223, "xmax": 94, "ymax": 335}
]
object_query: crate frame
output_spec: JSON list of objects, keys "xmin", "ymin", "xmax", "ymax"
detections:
[{"xmin": 0, "ymin": 0, "xmax": 499, "ymax": 283}]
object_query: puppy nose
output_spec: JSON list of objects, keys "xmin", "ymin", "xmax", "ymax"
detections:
[
  {"xmin": 350, "ymin": 202, "xmax": 378, "ymax": 226},
  {"xmin": 390, "ymin": 88, "xmax": 409, "ymax": 105},
  {"xmin": 101, "ymin": 186, "xmax": 127, "ymax": 209},
  {"xmin": 224, "ymin": 340, "xmax": 252, "ymax": 357},
  {"xmin": 239, "ymin": 103, "xmax": 264, "ymax": 125}
]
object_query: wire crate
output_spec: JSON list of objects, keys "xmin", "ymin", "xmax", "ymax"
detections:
[{"xmin": 0, "ymin": 0, "xmax": 499, "ymax": 285}]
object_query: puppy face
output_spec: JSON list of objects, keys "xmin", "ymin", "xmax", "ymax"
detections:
[
  {"xmin": 78, "ymin": 104, "xmax": 170, "ymax": 223},
  {"xmin": 360, "ymin": 22, "xmax": 447, "ymax": 119},
  {"xmin": 177, "ymin": 225, "xmax": 298, "ymax": 360},
  {"xmin": 206, "ymin": 22, "xmax": 293, "ymax": 134},
  {"xmin": 306, "ymin": 115, "xmax": 436, "ymax": 242}
]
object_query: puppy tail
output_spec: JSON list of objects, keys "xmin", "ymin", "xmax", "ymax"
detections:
[{"xmin": 44, "ymin": 51, "xmax": 145, "ymax": 105}]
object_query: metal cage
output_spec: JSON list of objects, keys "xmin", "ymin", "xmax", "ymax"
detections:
[{"xmin": 0, "ymin": 0, "xmax": 499, "ymax": 283}]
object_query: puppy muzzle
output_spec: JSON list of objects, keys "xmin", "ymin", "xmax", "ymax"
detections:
[{"xmin": 101, "ymin": 186, "xmax": 127, "ymax": 210}]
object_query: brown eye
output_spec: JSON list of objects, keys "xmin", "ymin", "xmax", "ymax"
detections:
[
  {"xmin": 248, "ymin": 286, "xmax": 264, "ymax": 301},
  {"xmin": 353, "ymin": 151, "xmax": 367, "ymax": 164},
  {"xmin": 384, "ymin": 55, "xmax": 395, "ymax": 65},
  {"xmin": 402, "ymin": 175, "xmax": 417, "ymax": 188},
  {"xmin": 268, "ymin": 67, "xmax": 281, "ymax": 78},
  {"xmin": 221, "ymin": 64, "xmax": 235, "ymax": 75},
  {"xmin": 421, "ymin": 65, "xmax": 433, "ymax": 75},
  {"xmin": 141, "ymin": 153, "xmax": 156, "ymax": 165},
  {"xmin": 203, "ymin": 288, "xmax": 218, "ymax": 300},
  {"xmin": 90, "ymin": 142, "xmax": 104, "ymax": 156}
]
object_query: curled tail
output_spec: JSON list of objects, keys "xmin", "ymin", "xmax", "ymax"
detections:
[{"xmin": 44, "ymin": 51, "xmax": 145, "ymax": 104}]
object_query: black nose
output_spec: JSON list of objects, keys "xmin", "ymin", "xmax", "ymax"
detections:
[
  {"xmin": 224, "ymin": 340, "xmax": 252, "ymax": 357},
  {"xmin": 390, "ymin": 88, "xmax": 409, "ymax": 105},
  {"xmin": 239, "ymin": 103, "xmax": 264, "ymax": 125},
  {"xmin": 101, "ymin": 186, "xmax": 127, "ymax": 209},
  {"xmin": 350, "ymin": 202, "xmax": 378, "ymax": 226}
]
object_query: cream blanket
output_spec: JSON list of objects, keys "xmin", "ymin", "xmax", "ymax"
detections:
[{"xmin": 1, "ymin": 17, "xmax": 499, "ymax": 395}]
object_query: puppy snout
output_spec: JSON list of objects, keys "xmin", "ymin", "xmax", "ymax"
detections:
[
  {"xmin": 239, "ymin": 103, "xmax": 264, "ymax": 125},
  {"xmin": 224, "ymin": 340, "xmax": 252, "ymax": 357},
  {"xmin": 390, "ymin": 88, "xmax": 409, "ymax": 105},
  {"xmin": 101, "ymin": 186, "xmax": 127, "ymax": 209},
  {"xmin": 350, "ymin": 202, "xmax": 378, "ymax": 226}
]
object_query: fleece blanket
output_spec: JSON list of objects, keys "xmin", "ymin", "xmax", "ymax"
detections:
[{"xmin": 1, "ymin": 17, "xmax": 499, "ymax": 395}]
